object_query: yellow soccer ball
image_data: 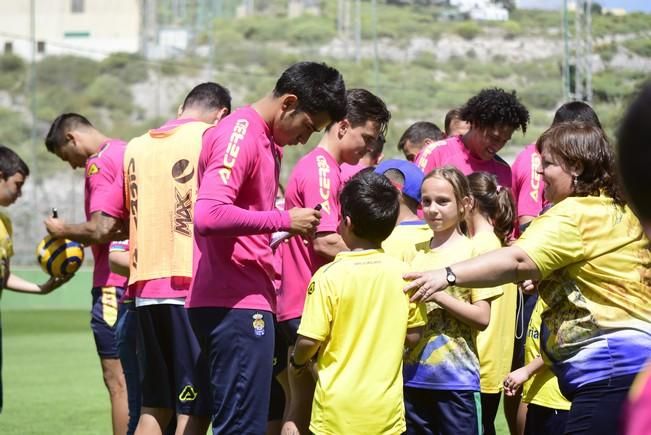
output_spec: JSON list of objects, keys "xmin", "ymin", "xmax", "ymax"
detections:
[{"xmin": 36, "ymin": 235, "xmax": 84, "ymax": 277}]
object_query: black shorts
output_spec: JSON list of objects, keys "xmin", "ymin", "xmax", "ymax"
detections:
[
  {"xmin": 404, "ymin": 387, "xmax": 481, "ymax": 435},
  {"xmin": 90, "ymin": 286, "xmax": 125, "ymax": 358},
  {"xmin": 137, "ymin": 304, "xmax": 210, "ymax": 416},
  {"xmin": 524, "ymin": 403, "xmax": 568, "ymax": 435}
]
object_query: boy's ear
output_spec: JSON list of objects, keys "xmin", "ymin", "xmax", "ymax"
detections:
[
  {"xmin": 337, "ymin": 119, "xmax": 350, "ymax": 139},
  {"xmin": 280, "ymin": 94, "xmax": 299, "ymax": 112}
]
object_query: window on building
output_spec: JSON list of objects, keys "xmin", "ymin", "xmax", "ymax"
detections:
[
  {"xmin": 71, "ymin": 0, "xmax": 84, "ymax": 13},
  {"xmin": 4, "ymin": 41, "xmax": 12, "ymax": 54},
  {"xmin": 37, "ymin": 41, "xmax": 46, "ymax": 54}
]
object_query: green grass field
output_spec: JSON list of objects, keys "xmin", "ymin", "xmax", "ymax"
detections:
[{"xmin": 1, "ymin": 268, "xmax": 510, "ymax": 434}]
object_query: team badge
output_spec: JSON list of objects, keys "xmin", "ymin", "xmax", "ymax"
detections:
[
  {"xmin": 307, "ymin": 282, "xmax": 315, "ymax": 295},
  {"xmin": 87, "ymin": 163, "xmax": 100, "ymax": 177},
  {"xmin": 178, "ymin": 385, "xmax": 198, "ymax": 402},
  {"xmin": 252, "ymin": 313, "xmax": 265, "ymax": 336}
]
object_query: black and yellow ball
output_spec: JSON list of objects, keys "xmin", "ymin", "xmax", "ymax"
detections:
[{"xmin": 36, "ymin": 235, "xmax": 84, "ymax": 277}]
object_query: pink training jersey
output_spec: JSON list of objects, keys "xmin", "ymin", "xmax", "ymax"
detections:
[
  {"xmin": 278, "ymin": 147, "xmax": 343, "ymax": 322},
  {"xmin": 85, "ymin": 139, "xmax": 128, "ymax": 289},
  {"xmin": 511, "ymin": 143, "xmax": 546, "ymax": 219},
  {"xmin": 415, "ymin": 135, "xmax": 512, "ymax": 188},
  {"xmin": 339, "ymin": 162, "xmax": 366, "ymax": 184},
  {"xmin": 186, "ymin": 106, "xmax": 291, "ymax": 311}
]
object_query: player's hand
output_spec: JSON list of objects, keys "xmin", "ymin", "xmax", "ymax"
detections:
[
  {"xmin": 518, "ymin": 279, "xmax": 537, "ymax": 295},
  {"xmin": 44, "ymin": 217, "xmax": 66, "ymax": 238},
  {"xmin": 503, "ymin": 367, "xmax": 530, "ymax": 396},
  {"xmin": 288, "ymin": 207, "xmax": 321, "ymax": 238},
  {"xmin": 38, "ymin": 274, "xmax": 73, "ymax": 294},
  {"xmin": 403, "ymin": 269, "xmax": 448, "ymax": 303}
]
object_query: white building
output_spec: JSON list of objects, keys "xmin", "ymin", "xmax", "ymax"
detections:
[
  {"xmin": 450, "ymin": 0, "xmax": 509, "ymax": 21},
  {"xmin": 0, "ymin": 0, "xmax": 142, "ymax": 60}
]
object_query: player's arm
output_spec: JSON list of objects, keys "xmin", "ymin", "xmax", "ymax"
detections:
[
  {"xmin": 405, "ymin": 326, "xmax": 424, "ymax": 348},
  {"xmin": 431, "ymin": 294, "xmax": 492, "ymax": 331},
  {"xmin": 312, "ymin": 231, "xmax": 348, "ymax": 260},
  {"xmin": 195, "ymin": 126, "xmax": 320, "ymax": 238},
  {"xmin": 292, "ymin": 334, "xmax": 322, "ymax": 367},
  {"xmin": 4, "ymin": 260, "xmax": 71, "ymax": 294},
  {"xmin": 44, "ymin": 211, "xmax": 126, "ymax": 245},
  {"xmin": 503, "ymin": 356, "xmax": 545, "ymax": 396},
  {"xmin": 109, "ymin": 250, "xmax": 130, "ymax": 277}
]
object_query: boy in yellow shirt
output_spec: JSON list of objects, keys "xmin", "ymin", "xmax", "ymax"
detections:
[
  {"xmin": 291, "ymin": 170, "xmax": 426, "ymax": 435},
  {"xmin": 0, "ymin": 145, "xmax": 69, "ymax": 412}
]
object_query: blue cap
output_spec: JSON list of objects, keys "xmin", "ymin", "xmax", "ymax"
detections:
[{"xmin": 374, "ymin": 159, "xmax": 424, "ymax": 203}]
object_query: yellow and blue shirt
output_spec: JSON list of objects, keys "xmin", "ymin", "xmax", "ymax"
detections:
[
  {"xmin": 298, "ymin": 249, "xmax": 426, "ymax": 435},
  {"xmin": 516, "ymin": 195, "xmax": 651, "ymax": 395},
  {"xmin": 404, "ymin": 236, "xmax": 503, "ymax": 391}
]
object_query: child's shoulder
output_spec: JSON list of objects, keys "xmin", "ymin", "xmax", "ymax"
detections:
[{"xmin": 0, "ymin": 211, "xmax": 12, "ymax": 236}]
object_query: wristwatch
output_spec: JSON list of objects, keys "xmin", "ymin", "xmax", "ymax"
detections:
[
  {"xmin": 289, "ymin": 353, "xmax": 308, "ymax": 370},
  {"xmin": 445, "ymin": 266, "xmax": 456, "ymax": 286}
]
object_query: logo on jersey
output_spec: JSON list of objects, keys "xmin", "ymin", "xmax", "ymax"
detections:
[
  {"xmin": 87, "ymin": 163, "xmax": 100, "ymax": 177},
  {"xmin": 529, "ymin": 153, "xmax": 542, "ymax": 202},
  {"xmin": 171, "ymin": 159, "xmax": 195, "ymax": 184},
  {"xmin": 252, "ymin": 313, "xmax": 265, "ymax": 336},
  {"xmin": 416, "ymin": 139, "xmax": 446, "ymax": 171},
  {"xmin": 179, "ymin": 385, "xmax": 198, "ymax": 402},
  {"xmin": 173, "ymin": 188, "xmax": 193, "ymax": 237},
  {"xmin": 316, "ymin": 155, "xmax": 331, "ymax": 214},
  {"xmin": 307, "ymin": 282, "xmax": 315, "ymax": 295},
  {"xmin": 219, "ymin": 119, "xmax": 248, "ymax": 184}
]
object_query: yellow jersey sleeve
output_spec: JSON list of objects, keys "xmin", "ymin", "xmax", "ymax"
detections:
[
  {"xmin": 297, "ymin": 268, "xmax": 336, "ymax": 342},
  {"xmin": 407, "ymin": 300, "xmax": 427, "ymax": 329},
  {"xmin": 515, "ymin": 202, "xmax": 585, "ymax": 279},
  {"xmin": 0, "ymin": 212, "xmax": 14, "ymax": 258}
]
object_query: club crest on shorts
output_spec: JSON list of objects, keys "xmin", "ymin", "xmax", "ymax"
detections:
[{"xmin": 252, "ymin": 313, "xmax": 265, "ymax": 336}]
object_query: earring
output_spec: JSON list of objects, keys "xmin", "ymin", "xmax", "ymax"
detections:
[{"xmin": 572, "ymin": 176, "xmax": 578, "ymax": 187}]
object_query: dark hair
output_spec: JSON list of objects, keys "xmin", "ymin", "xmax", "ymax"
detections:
[
  {"xmin": 367, "ymin": 133, "xmax": 385, "ymax": 160},
  {"xmin": 273, "ymin": 62, "xmax": 346, "ymax": 122},
  {"xmin": 182, "ymin": 82, "xmax": 232, "ymax": 114},
  {"xmin": 45, "ymin": 113, "xmax": 93, "ymax": 153},
  {"xmin": 537, "ymin": 121, "xmax": 624, "ymax": 205},
  {"xmin": 397, "ymin": 121, "xmax": 444, "ymax": 151},
  {"xmin": 444, "ymin": 108, "xmax": 463, "ymax": 135},
  {"xmin": 460, "ymin": 88, "xmax": 529, "ymax": 133},
  {"xmin": 552, "ymin": 101, "xmax": 602, "ymax": 128},
  {"xmin": 342, "ymin": 88, "xmax": 391, "ymax": 136},
  {"xmin": 617, "ymin": 82, "xmax": 651, "ymax": 219},
  {"xmin": 0, "ymin": 145, "xmax": 29, "ymax": 179},
  {"xmin": 468, "ymin": 172, "xmax": 515, "ymax": 246},
  {"xmin": 340, "ymin": 169, "xmax": 399, "ymax": 244}
]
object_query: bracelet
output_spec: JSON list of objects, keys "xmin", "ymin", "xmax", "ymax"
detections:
[{"xmin": 289, "ymin": 353, "xmax": 308, "ymax": 370}]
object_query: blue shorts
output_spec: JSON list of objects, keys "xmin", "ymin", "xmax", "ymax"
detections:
[
  {"xmin": 188, "ymin": 307, "xmax": 275, "ymax": 435},
  {"xmin": 404, "ymin": 387, "xmax": 482, "ymax": 435},
  {"xmin": 90, "ymin": 286, "xmax": 125, "ymax": 358},
  {"xmin": 137, "ymin": 304, "xmax": 210, "ymax": 416}
]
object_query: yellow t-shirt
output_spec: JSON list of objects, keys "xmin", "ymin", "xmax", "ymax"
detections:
[
  {"xmin": 404, "ymin": 236, "xmax": 503, "ymax": 390},
  {"xmin": 382, "ymin": 220, "xmax": 431, "ymax": 262},
  {"xmin": 473, "ymin": 231, "xmax": 517, "ymax": 393},
  {"xmin": 298, "ymin": 249, "xmax": 426, "ymax": 435},
  {"xmin": 522, "ymin": 296, "xmax": 571, "ymax": 410},
  {"xmin": 0, "ymin": 211, "xmax": 13, "ymax": 289},
  {"xmin": 516, "ymin": 195, "xmax": 651, "ymax": 394}
]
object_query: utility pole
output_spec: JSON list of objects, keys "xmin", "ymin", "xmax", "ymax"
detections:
[
  {"xmin": 562, "ymin": 0, "xmax": 593, "ymax": 102},
  {"xmin": 354, "ymin": 0, "xmax": 361, "ymax": 63}
]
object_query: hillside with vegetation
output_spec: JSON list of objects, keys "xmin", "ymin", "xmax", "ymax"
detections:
[{"xmin": 1, "ymin": 2, "xmax": 650, "ymax": 261}]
